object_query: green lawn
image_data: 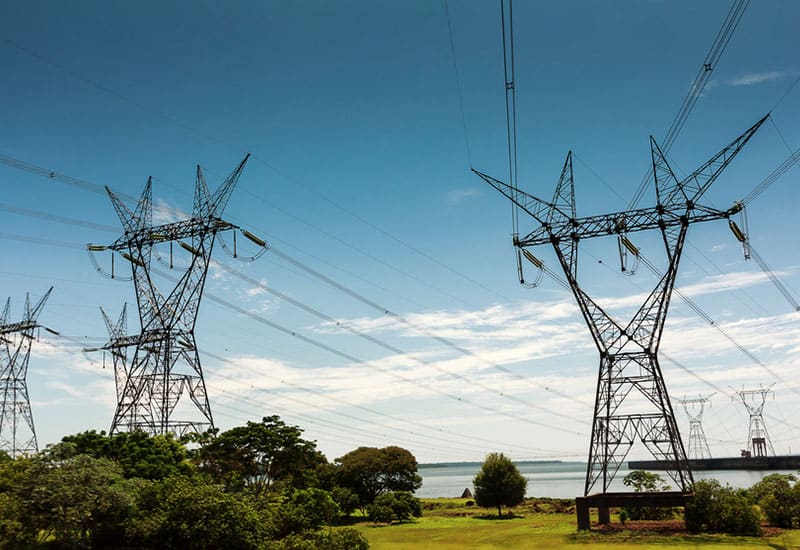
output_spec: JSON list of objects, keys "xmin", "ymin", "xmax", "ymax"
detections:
[{"xmin": 352, "ymin": 498, "xmax": 800, "ymax": 549}]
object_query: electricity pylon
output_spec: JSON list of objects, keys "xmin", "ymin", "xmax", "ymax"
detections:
[
  {"xmin": 735, "ymin": 385, "xmax": 775, "ymax": 457},
  {"xmin": 0, "ymin": 287, "xmax": 53, "ymax": 457},
  {"xmin": 85, "ymin": 305, "xmax": 129, "ymax": 404},
  {"xmin": 474, "ymin": 114, "xmax": 767, "ymax": 495},
  {"xmin": 86, "ymin": 155, "xmax": 267, "ymax": 437},
  {"xmin": 677, "ymin": 393, "xmax": 715, "ymax": 459}
]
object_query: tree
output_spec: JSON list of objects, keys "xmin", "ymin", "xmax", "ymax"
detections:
[
  {"xmin": 54, "ymin": 429, "xmax": 191, "ymax": 479},
  {"xmin": 685, "ymin": 479, "xmax": 761, "ymax": 535},
  {"xmin": 130, "ymin": 475, "xmax": 271, "ymax": 549},
  {"xmin": 473, "ymin": 453, "xmax": 527, "ymax": 517},
  {"xmin": 195, "ymin": 416, "xmax": 326, "ymax": 496},
  {"xmin": 22, "ymin": 454, "xmax": 135, "ymax": 547},
  {"xmin": 368, "ymin": 491, "xmax": 422, "ymax": 523},
  {"xmin": 748, "ymin": 473, "xmax": 798, "ymax": 527},
  {"xmin": 335, "ymin": 446, "xmax": 422, "ymax": 509},
  {"xmin": 622, "ymin": 470, "xmax": 674, "ymax": 520}
]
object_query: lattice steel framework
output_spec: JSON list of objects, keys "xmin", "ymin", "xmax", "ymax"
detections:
[
  {"xmin": 0, "ymin": 287, "xmax": 52, "ymax": 457},
  {"xmin": 736, "ymin": 385, "xmax": 775, "ymax": 457},
  {"xmin": 678, "ymin": 393, "xmax": 714, "ymax": 460},
  {"xmin": 474, "ymin": 115, "xmax": 767, "ymax": 495},
  {"xmin": 87, "ymin": 155, "xmax": 258, "ymax": 437}
]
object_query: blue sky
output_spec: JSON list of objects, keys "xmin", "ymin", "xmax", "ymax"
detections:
[{"xmin": 1, "ymin": 1, "xmax": 799, "ymax": 466}]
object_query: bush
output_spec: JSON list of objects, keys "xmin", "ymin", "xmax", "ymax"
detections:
[
  {"xmin": 748, "ymin": 473, "xmax": 798, "ymax": 528},
  {"xmin": 331, "ymin": 486, "xmax": 359, "ymax": 516},
  {"xmin": 685, "ymin": 479, "xmax": 761, "ymax": 536},
  {"xmin": 367, "ymin": 491, "xmax": 422, "ymax": 523},
  {"xmin": 271, "ymin": 528, "xmax": 369, "ymax": 550},
  {"xmin": 621, "ymin": 470, "xmax": 674, "ymax": 520}
]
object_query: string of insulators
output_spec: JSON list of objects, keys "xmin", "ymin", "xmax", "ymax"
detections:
[
  {"xmin": 87, "ymin": 244, "xmax": 107, "ymax": 251},
  {"xmin": 179, "ymin": 241, "xmax": 201, "ymax": 256},
  {"xmin": 177, "ymin": 338, "xmax": 194, "ymax": 349},
  {"xmin": 620, "ymin": 236, "xmax": 640, "ymax": 256},
  {"xmin": 241, "ymin": 229, "xmax": 267, "ymax": 247},
  {"xmin": 121, "ymin": 251, "xmax": 145, "ymax": 267},
  {"xmin": 728, "ymin": 220, "xmax": 747, "ymax": 243},
  {"xmin": 521, "ymin": 249, "xmax": 544, "ymax": 268}
]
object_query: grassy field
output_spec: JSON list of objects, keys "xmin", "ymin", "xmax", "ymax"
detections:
[{"xmin": 352, "ymin": 498, "xmax": 800, "ymax": 549}]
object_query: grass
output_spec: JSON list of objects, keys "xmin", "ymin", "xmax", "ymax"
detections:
[{"xmin": 350, "ymin": 498, "xmax": 800, "ymax": 549}]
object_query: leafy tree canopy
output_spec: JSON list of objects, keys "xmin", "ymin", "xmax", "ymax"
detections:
[
  {"xmin": 52, "ymin": 430, "xmax": 190, "ymax": 479},
  {"xmin": 195, "ymin": 415, "xmax": 326, "ymax": 496},
  {"xmin": 473, "ymin": 452, "xmax": 527, "ymax": 517},
  {"xmin": 623, "ymin": 470, "xmax": 671, "ymax": 492},
  {"xmin": 336, "ymin": 445, "xmax": 422, "ymax": 508}
]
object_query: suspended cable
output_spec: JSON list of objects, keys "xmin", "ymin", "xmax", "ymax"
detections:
[
  {"xmin": 1, "ymin": 38, "xmax": 510, "ymax": 304},
  {"xmin": 0, "ymin": 160, "xmax": 589, "ymax": 413},
  {"xmin": 443, "ymin": 0, "xmax": 472, "ymax": 166},
  {"xmin": 748, "ymin": 245, "xmax": 800, "ymax": 312},
  {"xmin": 627, "ymin": 0, "xmax": 750, "ymax": 209},
  {"xmin": 500, "ymin": 0, "xmax": 520, "ymax": 238},
  {"xmin": 213, "ymin": 260, "xmax": 591, "ymax": 424},
  {"xmin": 266, "ymin": 247, "xmax": 587, "ymax": 406}
]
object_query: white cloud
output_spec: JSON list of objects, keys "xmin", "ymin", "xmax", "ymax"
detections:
[
  {"xmin": 445, "ymin": 188, "xmax": 481, "ymax": 205},
  {"xmin": 727, "ymin": 70, "xmax": 799, "ymax": 87}
]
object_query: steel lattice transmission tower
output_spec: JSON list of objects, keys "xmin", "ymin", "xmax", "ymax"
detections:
[
  {"xmin": 678, "ymin": 393, "xmax": 715, "ymax": 460},
  {"xmin": 474, "ymin": 114, "xmax": 767, "ymax": 495},
  {"xmin": 735, "ymin": 385, "xmax": 775, "ymax": 457},
  {"xmin": 85, "ymin": 305, "xmax": 129, "ymax": 406},
  {"xmin": 86, "ymin": 155, "xmax": 266, "ymax": 437},
  {"xmin": 0, "ymin": 287, "xmax": 53, "ymax": 457}
]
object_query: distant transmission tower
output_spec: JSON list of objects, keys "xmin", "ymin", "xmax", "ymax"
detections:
[
  {"xmin": 678, "ymin": 393, "xmax": 714, "ymax": 459},
  {"xmin": 475, "ymin": 115, "xmax": 767, "ymax": 497},
  {"xmin": 735, "ymin": 385, "xmax": 775, "ymax": 457},
  {"xmin": 0, "ymin": 287, "xmax": 53, "ymax": 457},
  {"xmin": 86, "ymin": 155, "xmax": 267, "ymax": 437},
  {"xmin": 85, "ymin": 305, "xmax": 129, "ymax": 405}
]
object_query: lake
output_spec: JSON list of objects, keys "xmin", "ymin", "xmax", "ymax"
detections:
[{"xmin": 418, "ymin": 461, "xmax": 797, "ymax": 499}]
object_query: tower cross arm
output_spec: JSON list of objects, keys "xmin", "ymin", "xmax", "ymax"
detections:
[
  {"xmin": 0, "ymin": 321, "xmax": 39, "ymax": 335},
  {"xmin": 471, "ymin": 168, "xmax": 565, "ymax": 226},
  {"xmin": 104, "ymin": 217, "xmax": 238, "ymax": 251},
  {"xmin": 516, "ymin": 203, "xmax": 737, "ymax": 246}
]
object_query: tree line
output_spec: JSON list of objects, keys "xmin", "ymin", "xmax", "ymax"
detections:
[{"xmin": 0, "ymin": 415, "xmax": 424, "ymax": 549}]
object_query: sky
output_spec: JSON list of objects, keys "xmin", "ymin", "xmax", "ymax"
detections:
[{"xmin": 1, "ymin": 1, "xmax": 799, "ymax": 468}]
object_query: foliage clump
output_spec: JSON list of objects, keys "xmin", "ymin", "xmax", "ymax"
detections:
[
  {"xmin": 685, "ymin": 479, "xmax": 761, "ymax": 536},
  {"xmin": 472, "ymin": 452, "xmax": 527, "ymax": 517},
  {"xmin": 335, "ymin": 446, "xmax": 422, "ymax": 512},
  {"xmin": 367, "ymin": 491, "xmax": 423, "ymax": 523},
  {"xmin": 0, "ymin": 416, "xmax": 391, "ymax": 548},
  {"xmin": 621, "ymin": 470, "xmax": 675, "ymax": 520}
]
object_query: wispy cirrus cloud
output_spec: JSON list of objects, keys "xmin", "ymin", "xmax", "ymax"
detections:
[
  {"xmin": 445, "ymin": 188, "xmax": 481, "ymax": 205},
  {"xmin": 727, "ymin": 70, "xmax": 799, "ymax": 87}
]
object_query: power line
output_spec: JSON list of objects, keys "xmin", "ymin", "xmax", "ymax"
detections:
[{"xmin": 627, "ymin": 0, "xmax": 750, "ymax": 209}]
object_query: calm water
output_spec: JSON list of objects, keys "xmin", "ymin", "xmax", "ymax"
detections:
[{"xmin": 418, "ymin": 461, "xmax": 796, "ymax": 499}]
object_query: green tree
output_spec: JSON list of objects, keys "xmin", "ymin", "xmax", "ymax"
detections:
[
  {"xmin": 685, "ymin": 479, "xmax": 761, "ymax": 535},
  {"xmin": 473, "ymin": 452, "xmax": 527, "ymax": 517},
  {"xmin": 135, "ymin": 475, "xmax": 271, "ymax": 549},
  {"xmin": 336, "ymin": 446, "xmax": 422, "ymax": 509},
  {"xmin": 368, "ymin": 491, "xmax": 422, "ymax": 523},
  {"xmin": 748, "ymin": 473, "xmax": 798, "ymax": 527},
  {"xmin": 196, "ymin": 416, "xmax": 326, "ymax": 496},
  {"xmin": 621, "ymin": 470, "xmax": 674, "ymax": 520},
  {"xmin": 23, "ymin": 454, "xmax": 135, "ymax": 547},
  {"xmin": 275, "ymin": 488, "xmax": 341, "ymax": 537},
  {"xmin": 54, "ymin": 429, "xmax": 191, "ymax": 479}
]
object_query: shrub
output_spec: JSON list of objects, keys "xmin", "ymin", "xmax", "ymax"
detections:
[
  {"xmin": 367, "ymin": 491, "xmax": 422, "ymax": 523},
  {"xmin": 685, "ymin": 479, "xmax": 761, "ymax": 536},
  {"xmin": 621, "ymin": 470, "xmax": 674, "ymax": 520},
  {"xmin": 748, "ymin": 473, "xmax": 798, "ymax": 528}
]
